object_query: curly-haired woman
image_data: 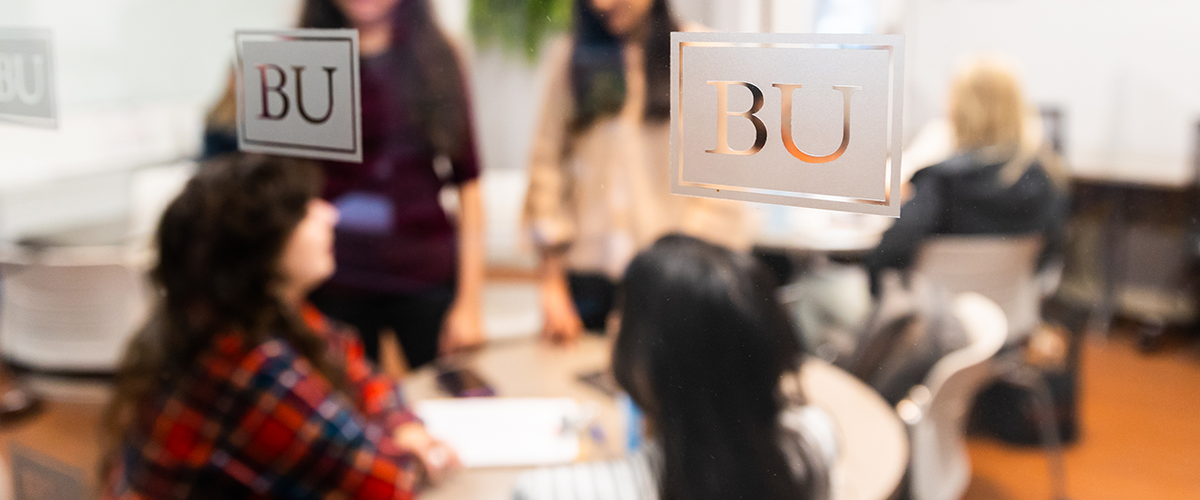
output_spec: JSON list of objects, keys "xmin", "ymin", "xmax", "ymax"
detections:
[{"xmin": 102, "ymin": 155, "xmax": 456, "ymax": 499}]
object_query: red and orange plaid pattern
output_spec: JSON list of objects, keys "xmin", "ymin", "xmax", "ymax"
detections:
[{"xmin": 104, "ymin": 305, "xmax": 422, "ymax": 499}]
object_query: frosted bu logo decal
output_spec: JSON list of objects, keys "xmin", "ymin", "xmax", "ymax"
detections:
[
  {"xmin": 671, "ymin": 33, "xmax": 904, "ymax": 216},
  {"xmin": 236, "ymin": 29, "xmax": 363, "ymax": 163},
  {"xmin": 0, "ymin": 29, "xmax": 57, "ymax": 128}
]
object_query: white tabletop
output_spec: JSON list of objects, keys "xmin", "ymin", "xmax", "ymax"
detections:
[
  {"xmin": 755, "ymin": 205, "xmax": 893, "ymax": 253},
  {"xmin": 406, "ymin": 336, "xmax": 907, "ymax": 500}
]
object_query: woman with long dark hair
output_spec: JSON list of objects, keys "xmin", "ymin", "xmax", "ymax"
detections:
[
  {"xmin": 524, "ymin": 0, "xmax": 752, "ymax": 342},
  {"xmin": 300, "ymin": 0, "xmax": 485, "ymax": 369},
  {"xmin": 513, "ymin": 235, "xmax": 828, "ymax": 500},
  {"xmin": 612, "ymin": 235, "xmax": 826, "ymax": 500},
  {"xmin": 102, "ymin": 155, "xmax": 456, "ymax": 499}
]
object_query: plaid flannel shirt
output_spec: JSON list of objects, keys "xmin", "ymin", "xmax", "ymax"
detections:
[{"xmin": 104, "ymin": 305, "xmax": 423, "ymax": 499}]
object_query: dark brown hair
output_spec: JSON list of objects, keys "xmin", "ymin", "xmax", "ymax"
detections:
[
  {"xmin": 300, "ymin": 0, "xmax": 473, "ymax": 156},
  {"xmin": 103, "ymin": 155, "xmax": 336, "ymax": 474},
  {"xmin": 569, "ymin": 0, "xmax": 676, "ymax": 132}
]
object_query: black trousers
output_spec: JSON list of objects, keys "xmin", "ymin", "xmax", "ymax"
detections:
[
  {"xmin": 311, "ymin": 284, "xmax": 455, "ymax": 370},
  {"xmin": 568, "ymin": 273, "xmax": 617, "ymax": 333}
]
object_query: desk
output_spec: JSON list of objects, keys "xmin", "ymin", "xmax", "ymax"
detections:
[
  {"xmin": 406, "ymin": 336, "xmax": 907, "ymax": 500},
  {"xmin": 1058, "ymin": 178, "xmax": 1198, "ymax": 349},
  {"xmin": 755, "ymin": 205, "xmax": 892, "ymax": 254},
  {"xmin": 755, "ymin": 208, "xmax": 886, "ymax": 359}
]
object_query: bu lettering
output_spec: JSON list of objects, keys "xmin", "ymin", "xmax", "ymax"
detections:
[
  {"xmin": 257, "ymin": 64, "xmax": 337, "ymax": 124},
  {"xmin": 706, "ymin": 81, "xmax": 861, "ymax": 163},
  {"xmin": 0, "ymin": 53, "xmax": 47, "ymax": 105}
]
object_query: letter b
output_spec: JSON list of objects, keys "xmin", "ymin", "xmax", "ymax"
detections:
[
  {"xmin": 257, "ymin": 64, "xmax": 289, "ymax": 120},
  {"xmin": 706, "ymin": 81, "xmax": 767, "ymax": 156},
  {"xmin": 0, "ymin": 54, "xmax": 15, "ymax": 102}
]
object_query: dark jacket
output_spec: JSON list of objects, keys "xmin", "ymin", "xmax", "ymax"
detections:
[{"xmin": 865, "ymin": 153, "xmax": 1069, "ymax": 294}]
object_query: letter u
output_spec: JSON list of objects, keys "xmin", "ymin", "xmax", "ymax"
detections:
[
  {"xmin": 0, "ymin": 54, "xmax": 14, "ymax": 102},
  {"xmin": 773, "ymin": 84, "xmax": 861, "ymax": 164},
  {"xmin": 16, "ymin": 55, "xmax": 46, "ymax": 106},
  {"xmin": 293, "ymin": 66, "xmax": 337, "ymax": 124}
]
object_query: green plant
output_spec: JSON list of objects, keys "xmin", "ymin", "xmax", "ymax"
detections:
[{"xmin": 470, "ymin": 0, "xmax": 573, "ymax": 61}]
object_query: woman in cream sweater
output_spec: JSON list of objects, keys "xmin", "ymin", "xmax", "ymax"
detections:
[{"xmin": 524, "ymin": 0, "xmax": 752, "ymax": 341}]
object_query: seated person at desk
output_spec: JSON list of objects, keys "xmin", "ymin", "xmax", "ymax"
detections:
[
  {"xmin": 101, "ymin": 155, "xmax": 456, "ymax": 499},
  {"xmin": 865, "ymin": 56, "xmax": 1070, "ymax": 294},
  {"xmin": 516, "ymin": 235, "xmax": 831, "ymax": 500}
]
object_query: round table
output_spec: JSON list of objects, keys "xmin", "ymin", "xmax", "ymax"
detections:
[
  {"xmin": 755, "ymin": 207, "xmax": 892, "ymax": 253},
  {"xmin": 406, "ymin": 335, "xmax": 907, "ymax": 500}
]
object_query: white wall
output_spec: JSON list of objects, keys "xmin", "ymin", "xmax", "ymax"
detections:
[
  {"xmin": 0, "ymin": 0, "xmax": 535, "ymax": 259},
  {"xmin": 0, "ymin": 1, "xmax": 303, "ymax": 238},
  {"xmin": 18, "ymin": 0, "xmax": 1195, "ymax": 188},
  {"xmin": 901, "ymin": 0, "xmax": 1200, "ymax": 186},
  {"xmin": 0, "ymin": 0, "xmax": 300, "ymax": 111},
  {"xmin": 673, "ymin": 0, "xmax": 818, "ymax": 33}
]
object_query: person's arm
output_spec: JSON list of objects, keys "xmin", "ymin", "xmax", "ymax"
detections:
[
  {"xmin": 212, "ymin": 340, "xmax": 441, "ymax": 499},
  {"xmin": 865, "ymin": 169, "xmax": 945, "ymax": 296},
  {"xmin": 428, "ymin": 42, "xmax": 487, "ymax": 356},
  {"xmin": 304, "ymin": 309, "xmax": 460, "ymax": 482},
  {"xmin": 1037, "ymin": 161, "xmax": 1071, "ymax": 270},
  {"xmin": 440, "ymin": 179, "xmax": 486, "ymax": 354},
  {"xmin": 200, "ymin": 70, "xmax": 239, "ymax": 161},
  {"xmin": 539, "ymin": 247, "xmax": 583, "ymax": 343},
  {"xmin": 523, "ymin": 39, "xmax": 583, "ymax": 343}
]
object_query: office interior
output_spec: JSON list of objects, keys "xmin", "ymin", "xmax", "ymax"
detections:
[{"xmin": 0, "ymin": 0, "xmax": 1198, "ymax": 499}]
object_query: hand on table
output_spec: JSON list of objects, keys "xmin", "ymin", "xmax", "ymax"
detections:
[
  {"xmin": 438, "ymin": 299, "xmax": 485, "ymax": 356},
  {"xmin": 540, "ymin": 278, "xmax": 583, "ymax": 345},
  {"xmin": 395, "ymin": 422, "xmax": 461, "ymax": 485}
]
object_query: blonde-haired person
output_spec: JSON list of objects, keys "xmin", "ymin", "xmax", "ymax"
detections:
[{"xmin": 864, "ymin": 55, "xmax": 1069, "ymax": 294}]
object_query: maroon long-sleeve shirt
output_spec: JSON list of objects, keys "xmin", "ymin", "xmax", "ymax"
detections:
[{"xmin": 320, "ymin": 47, "xmax": 480, "ymax": 295}]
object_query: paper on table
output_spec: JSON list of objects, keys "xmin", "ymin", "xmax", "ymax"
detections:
[{"xmin": 415, "ymin": 398, "xmax": 581, "ymax": 468}]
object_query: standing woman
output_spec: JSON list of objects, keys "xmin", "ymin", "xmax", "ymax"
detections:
[
  {"xmin": 524, "ymin": 0, "xmax": 752, "ymax": 341},
  {"xmin": 301, "ymin": 0, "xmax": 485, "ymax": 368}
]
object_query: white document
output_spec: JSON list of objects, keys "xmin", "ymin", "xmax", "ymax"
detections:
[{"xmin": 415, "ymin": 398, "xmax": 581, "ymax": 468}]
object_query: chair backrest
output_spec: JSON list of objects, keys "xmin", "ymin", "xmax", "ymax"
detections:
[
  {"xmin": 0, "ymin": 261, "xmax": 149, "ymax": 372},
  {"xmin": 905, "ymin": 292, "xmax": 1007, "ymax": 500},
  {"xmin": 913, "ymin": 234, "xmax": 1042, "ymax": 343}
]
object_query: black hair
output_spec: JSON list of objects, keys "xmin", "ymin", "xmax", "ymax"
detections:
[
  {"xmin": 569, "ymin": 0, "xmax": 676, "ymax": 133},
  {"xmin": 612, "ymin": 235, "xmax": 813, "ymax": 500},
  {"xmin": 301, "ymin": 0, "xmax": 473, "ymax": 156}
]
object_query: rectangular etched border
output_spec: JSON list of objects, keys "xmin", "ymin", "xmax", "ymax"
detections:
[
  {"xmin": 235, "ymin": 29, "xmax": 362, "ymax": 163},
  {"xmin": 670, "ymin": 32, "xmax": 904, "ymax": 217}
]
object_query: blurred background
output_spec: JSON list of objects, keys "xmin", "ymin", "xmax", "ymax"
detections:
[{"xmin": 0, "ymin": 0, "xmax": 1198, "ymax": 499}]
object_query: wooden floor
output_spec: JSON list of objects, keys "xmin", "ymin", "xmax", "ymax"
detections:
[
  {"xmin": 0, "ymin": 327, "xmax": 1196, "ymax": 499},
  {"xmin": 964, "ymin": 326, "xmax": 1200, "ymax": 500}
]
